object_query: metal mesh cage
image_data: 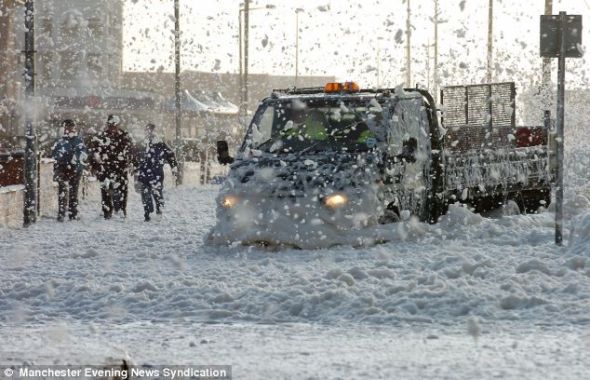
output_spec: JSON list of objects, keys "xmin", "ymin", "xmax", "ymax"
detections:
[
  {"xmin": 441, "ymin": 82, "xmax": 516, "ymax": 152},
  {"xmin": 441, "ymin": 82, "xmax": 515, "ymax": 129}
]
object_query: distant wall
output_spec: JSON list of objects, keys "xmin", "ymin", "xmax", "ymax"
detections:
[
  {"xmin": 0, "ymin": 185, "xmax": 23, "ymax": 228},
  {"xmin": 38, "ymin": 159, "xmax": 58, "ymax": 218},
  {"xmin": 0, "ymin": 160, "xmax": 57, "ymax": 227}
]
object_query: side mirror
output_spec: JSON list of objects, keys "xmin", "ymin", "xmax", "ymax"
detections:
[
  {"xmin": 216, "ymin": 140, "xmax": 234, "ymax": 165},
  {"xmin": 396, "ymin": 137, "xmax": 417, "ymax": 163}
]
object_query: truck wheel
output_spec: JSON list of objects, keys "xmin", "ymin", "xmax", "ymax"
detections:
[
  {"xmin": 502, "ymin": 199, "xmax": 522, "ymax": 216},
  {"xmin": 471, "ymin": 195, "xmax": 497, "ymax": 213},
  {"xmin": 379, "ymin": 204, "xmax": 400, "ymax": 224},
  {"xmin": 521, "ymin": 188, "xmax": 551, "ymax": 213}
]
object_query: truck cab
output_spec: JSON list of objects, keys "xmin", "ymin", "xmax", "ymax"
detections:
[{"xmin": 208, "ymin": 82, "xmax": 444, "ymax": 248}]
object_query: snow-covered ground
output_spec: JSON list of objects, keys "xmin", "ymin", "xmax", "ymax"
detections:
[
  {"xmin": 1, "ymin": 186, "xmax": 590, "ymax": 325},
  {"xmin": 1, "ymin": 124, "xmax": 590, "ymax": 379}
]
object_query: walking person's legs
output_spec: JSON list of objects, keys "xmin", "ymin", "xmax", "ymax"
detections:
[
  {"xmin": 68, "ymin": 174, "xmax": 81, "ymax": 220},
  {"xmin": 121, "ymin": 177, "xmax": 129, "ymax": 217},
  {"xmin": 153, "ymin": 181, "xmax": 164, "ymax": 215},
  {"xmin": 57, "ymin": 179, "xmax": 68, "ymax": 222},
  {"xmin": 112, "ymin": 174, "xmax": 129, "ymax": 217},
  {"xmin": 101, "ymin": 179, "xmax": 114, "ymax": 219},
  {"xmin": 141, "ymin": 182, "xmax": 154, "ymax": 221}
]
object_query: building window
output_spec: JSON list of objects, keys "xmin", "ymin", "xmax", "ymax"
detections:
[
  {"xmin": 60, "ymin": 51, "xmax": 81, "ymax": 80},
  {"xmin": 87, "ymin": 17, "xmax": 103, "ymax": 39},
  {"xmin": 60, "ymin": 11, "xmax": 86, "ymax": 47},
  {"xmin": 40, "ymin": 18, "xmax": 53, "ymax": 40},
  {"xmin": 38, "ymin": 52, "xmax": 55, "ymax": 85},
  {"xmin": 87, "ymin": 54, "xmax": 102, "ymax": 79}
]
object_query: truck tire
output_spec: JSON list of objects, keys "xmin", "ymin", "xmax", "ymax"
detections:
[
  {"xmin": 470, "ymin": 195, "xmax": 499, "ymax": 214},
  {"xmin": 379, "ymin": 203, "xmax": 401, "ymax": 224},
  {"xmin": 521, "ymin": 188, "xmax": 551, "ymax": 213},
  {"xmin": 502, "ymin": 199, "xmax": 522, "ymax": 216}
]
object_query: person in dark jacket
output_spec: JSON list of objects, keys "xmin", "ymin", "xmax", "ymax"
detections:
[
  {"xmin": 134, "ymin": 123, "xmax": 177, "ymax": 222},
  {"xmin": 52, "ymin": 119, "xmax": 87, "ymax": 222},
  {"xmin": 89, "ymin": 114, "xmax": 134, "ymax": 219}
]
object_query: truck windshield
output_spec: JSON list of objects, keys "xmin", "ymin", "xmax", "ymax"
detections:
[{"xmin": 244, "ymin": 97, "xmax": 385, "ymax": 154}]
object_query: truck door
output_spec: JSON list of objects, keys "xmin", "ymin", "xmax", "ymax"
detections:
[{"xmin": 387, "ymin": 95, "xmax": 433, "ymax": 219}]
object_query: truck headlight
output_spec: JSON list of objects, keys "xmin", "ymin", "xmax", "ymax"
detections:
[
  {"xmin": 221, "ymin": 194, "xmax": 239, "ymax": 208},
  {"xmin": 323, "ymin": 193, "xmax": 348, "ymax": 209}
]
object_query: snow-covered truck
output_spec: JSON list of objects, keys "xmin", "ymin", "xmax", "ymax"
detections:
[{"xmin": 207, "ymin": 81, "xmax": 553, "ymax": 247}]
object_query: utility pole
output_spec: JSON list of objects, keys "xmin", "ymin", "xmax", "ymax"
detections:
[
  {"xmin": 238, "ymin": 8, "xmax": 243, "ymax": 126},
  {"xmin": 377, "ymin": 46, "xmax": 382, "ymax": 88},
  {"xmin": 541, "ymin": 0, "xmax": 553, "ymax": 110},
  {"xmin": 425, "ymin": 41, "xmax": 430, "ymax": 89},
  {"xmin": 174, "ymin": 0, "xmax": 183, "ymax": 185},
  {"xmin": 23, "ymin": 0, "xmax": 36, "ymax": 226},
  {"xmin": 243, "ymin": 0, "xmax": 250, "ymax": 124},
  {"xmin": 486, "ymin": 0, "xmax": 493, "ymax": 83},
  {"xmin": 295, "ymin": 8, "xmax": 303, "ymax": 87},
  {"xmin": 239, "ymin": 2, "xmax": 274, "ymax": 125},
  {"xmin": 433, "ymin": 0, "xmax": 439, "ymax": 102},
  {"xmin": 405, "ymin": 0, "xmax": 411, "ymax": 87}
]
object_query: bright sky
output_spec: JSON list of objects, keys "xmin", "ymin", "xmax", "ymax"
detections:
[{"xmin": 123, "ymin": 0, "xmax": 590, "ymax": 90}]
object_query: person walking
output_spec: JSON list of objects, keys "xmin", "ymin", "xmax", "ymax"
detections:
[
  {"xmin": 134, "ymin": 123, "xmax": 177, "ymax": 222},
  {"xmin": 89, "ymin": 114, "xmax": 134, "ymax": 219},
  {"xmin": 52, "ymin": 119, "xmax": 87, "ymax": 222}
]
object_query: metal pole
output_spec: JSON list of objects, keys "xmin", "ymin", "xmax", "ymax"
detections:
[
  {"xmin": 541, "ymin": 0, "xmax": 553, "ymax": 110},
  {"xmin": 174, "ymin": 0, "xmax": 183, "ymax": 185},
  {"xmin": 486, "ymin": 0, "xmax": 493, "ymax": 83},
  {"xmin": 425, "ymin": 41, "xmax": 430, "ymax": 89},
  {"xmin": 238, "ymin": 8, "xmax": 243, "ymax": 127},
  {"xmin": 555, "ymin": 11, "xmax": 566, "ymax": 246},
  {"xmin": 377, "ymin": 46, "xmax": 381, "ymax": 88},
  {"xmin": 405, "ymin": 0, "xmax": 411, "ymax": 87},
  {"xmin": 295, "ymin": 9, "xmax": 299, "ymax": 87},
  {"xmin": 433, "ymin": 0, "xmax": 439, "ymax": 103},
  {"xmin": 243, "ymin": 0, "xmax": 250, "ymax": 121},
  {"xmin": 23, "ymin": 0, "xmax": 36, "ymax": 226}
]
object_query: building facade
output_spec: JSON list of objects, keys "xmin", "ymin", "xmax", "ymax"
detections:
[
  {"xmin": 1, "ymin": 0, "xmax": 333, "ymax": 158},
  {"xmin": 0, "ymin": 0, "xmax": 23, "ymax": 146},
  {"xmin": 34, "ymin": 0, "xmax": 123, "ymax": 92}
]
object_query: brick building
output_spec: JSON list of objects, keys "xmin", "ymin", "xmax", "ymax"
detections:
[{"xmin": 0, "ymin": 0, "xmax": 23, "ymax": 148}]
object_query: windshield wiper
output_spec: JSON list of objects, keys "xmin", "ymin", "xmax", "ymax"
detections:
[
  {"xmin": 255, "ymin": 137, "xmax": 276, "ymax": 151},
  {"xmin": 296, "ymin": 140, "xmax": 324, "ymax": 156}
]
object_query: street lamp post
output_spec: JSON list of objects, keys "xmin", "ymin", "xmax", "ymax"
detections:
[
  {"xmin": 23, "ymin": 0, "xmax": 37, "ymax": 226},
  {"xmin": 243, "ymin": 0, "xmax": 250, "ymax": 127},
  {"xmin": 433, "ymin": 0, "xmax": 439, "ymax": 103},
  {"xmin": 238, "ymin": 2, "xmax": 275, "ymax": 127},
  {"xmin": 295, "ymin": 8, "xmax": 304, "ymax": 87},
  {"xmin": 174, "ymin": 0, "xmax": 183, "ymax": 185},
  {"xmin": 405, "ymin": 0, "xmax": 411, "ymax": 87},
  {"xmin": 486, "ymin": 0, "xmax": 494, "ymax": 83}
]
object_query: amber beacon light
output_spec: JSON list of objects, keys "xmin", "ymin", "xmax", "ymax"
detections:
[{"xmin": 324, "ymin": 81, "xmax": 361, "ymax": 93}]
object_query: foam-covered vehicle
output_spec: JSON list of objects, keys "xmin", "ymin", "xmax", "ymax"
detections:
[{"xmin": 207, "ymin": 82, "xmax": 553, "ymax": 248}]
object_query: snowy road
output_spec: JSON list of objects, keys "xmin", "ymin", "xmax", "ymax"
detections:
[
  {"xmin": 2, "ymin": 323, "xmax": 589, "ymax": 380},
  {"xmin": 1, "ymin": 180, "xmax": 590, "ymax": 378}
]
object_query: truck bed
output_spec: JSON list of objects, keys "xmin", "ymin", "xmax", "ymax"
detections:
[
  {"xmin": 444, "ymin": 145, "xmax": 552, "ymax": 194},
  {"xmin": 440, "ymin": 82, "xmax": 554, "ymax": 197}
]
